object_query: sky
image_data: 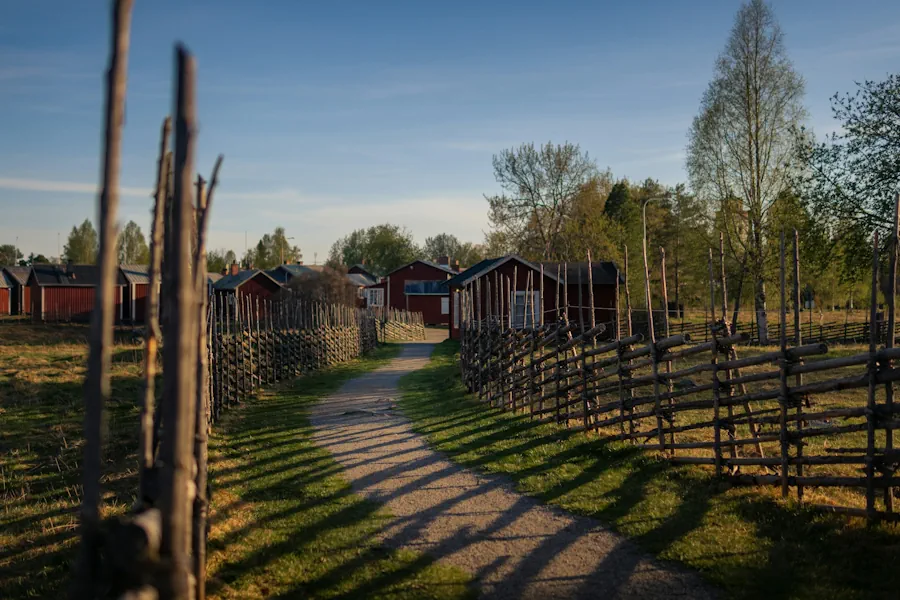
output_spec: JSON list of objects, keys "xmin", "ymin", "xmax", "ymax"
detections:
[{"xmin": 1, "ymin": 0, "xmax": 899, "ymax": 263}]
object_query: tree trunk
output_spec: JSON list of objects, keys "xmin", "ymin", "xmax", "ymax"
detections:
[
  {"xmin": 755, "ymin": 267, "xmax": 768, "ymax": 344},
  {"xmin": 731, "ymin": 253, "xmax": 748, "ymax": 335}
]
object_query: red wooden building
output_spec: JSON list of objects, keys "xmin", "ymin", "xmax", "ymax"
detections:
[
  {"xmin": 121, "ymin": 264, "xmax": 152, "ymax": 324},
  {"xmin": 212, "ymin": 265, "xmax": 282, "ymax": 304},
  {"xmin": 367, "ymin": 259, "xmax": 457, "ymax": 325},
  {"xmin": 0, "ymin": 270, "xmax": 11, "ymax": 315},
  {"xmin": 29, "ymin": 263, "xmax": 126, "ymax": 322},
  {"xmin": 3, "ymin": 266, "xmax": 32, "ymax": 315},
  {"xmin": 444, "ymin": 255, "xmax": 621, "ymax": 340}
]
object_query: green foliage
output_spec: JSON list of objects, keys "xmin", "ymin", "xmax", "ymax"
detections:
[
  {"xmin": 0, "ymin": 244, "xmax": 22, "ymax": 265},
  {"xmin": 207, "ymin": 248, "xmax": 237, "ymax": 274},
  {"xmin": 328, "ymin": 224, "xmax": 422, "ymax": 276},
  {"xmin": 63, "ymin": 219, "xmax": 99, "ymax": 264},
  {"xmin": 243, "ymin": 228, "xmax": 302, "ymax": 269},
  {"xmin": 794, "ymin": 73, "xmax": 900, "ymax": 248},
  {"xmin": 486, "ymin": 141, "xmax": 597, "ymax": 260},
  {"xmin": 423, "ymin": 233, "xmax": 484, "ymax": 268},
  {"xmin": 116, "ymin": 220, "xmax": 149, "ymax": 264}
]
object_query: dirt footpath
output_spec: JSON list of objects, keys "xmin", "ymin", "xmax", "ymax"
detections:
[{"xmin": 309, "ymin": 339, "xmax": 717, "ymax": 600}]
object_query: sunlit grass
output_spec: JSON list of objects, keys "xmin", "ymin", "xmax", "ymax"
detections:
[{"xmin": 399, "ymin": 341, "xmax": 900, "ymax": 600}]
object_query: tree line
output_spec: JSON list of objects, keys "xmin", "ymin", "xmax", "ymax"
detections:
[{"xmin": 483, "ymin": 0, "xmax": 900, "ymax": 341}]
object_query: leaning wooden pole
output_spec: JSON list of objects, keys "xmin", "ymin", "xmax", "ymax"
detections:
[
  {"xmin": 139, "ymin": 116, "xmax": 171, "ymax": 504},
  {"xmin": 192, "ymin": 156, "xmax": 221, "ymax": 600},
  {"xmin": 866, "ymin": 232, "xmax": 880, "ymax": 522},
  {"xmin": 72, "ymin": 1, "xmax": 133, "ymax": 596},
  {"xmin": 885, "ymin": 193, "xmax": 899, "ymax": 513},
  {"xmin": 159, "ymin": 46, "xmax": 199, "ymax": 599}
]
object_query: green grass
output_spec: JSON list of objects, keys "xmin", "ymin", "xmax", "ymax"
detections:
[
  {"xmin": 0, "ymin": 320, "xmax": 472, "ymax": 600},
  {"xmin": 205, "ymin": 344, "xmax": 473, "ymax": 600},
  {"xmin": 399, "ymin": 340, "xmax": 900, "ymax": 600}
]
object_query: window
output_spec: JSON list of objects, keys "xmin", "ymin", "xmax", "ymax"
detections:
[
  {"xmin": 366, "ymin": 288, "xmax": 384, "ymax": 307},
  {"xmin": 404, "ymin": 280, "xmax": 445, "ymax": 294},
  {"xmin": 441, "ymin": 296, "xmax": 450, "ymax": 315},
  {"xmin": 453, "ymin": 292, "xmax": 460, "ymax": 328},
  {"xmin": 511, "ymin": 291, "xmax": 540, "ymax": 329},
  {"xmin": 357, "ymin": 286, "xmax": 365, "ymax": 299}
]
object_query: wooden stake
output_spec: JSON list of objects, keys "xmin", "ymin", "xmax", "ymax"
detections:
[
  {"xmin": 158, "ymin": 46, "xmax": 199, "ymax": 599},
  {"xmin": 73, "ymin": 2, "xmax": 133, "ymax": 596},
  {"xmin": 867, "ymin": 231, "xmax": 880, "ymax": 521}
]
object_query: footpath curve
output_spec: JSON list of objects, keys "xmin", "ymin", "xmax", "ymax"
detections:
[{"xmin": 309, "ymin": 336, "xmax": 717, "ymax": 600}]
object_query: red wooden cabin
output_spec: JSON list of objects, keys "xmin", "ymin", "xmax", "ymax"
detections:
[
  {"xmin": 0, "ymin": 270, "xmax": 11, "ymax": 315},
  {"xmin": 121, "ymin": 264, "xmax": 152, "ymax": 324},
  {"xmin": 29, "ymin": 263, "xmax": 126, "ymax": 322},
  {"xmin": 374, "ymin": 259, "xmax": 456, "ymax": 326},
  {"xmin": 212, "ymin": 265, "xmax": 282, "ymax": 305},
  {"xmin": 3, "ymin": 266, "xmax": 32, "ymax": 315},
  {"xmin": 445, "ymin": 255, "xmax": 621, "ymax": 341}
]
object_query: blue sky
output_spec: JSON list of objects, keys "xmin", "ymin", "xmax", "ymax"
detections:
[{"xmin": 1, "ymin": 0, "xmax": 899, "ymax": 262}]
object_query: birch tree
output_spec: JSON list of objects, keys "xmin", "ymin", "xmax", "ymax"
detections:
[{"xmin": 686, "ymin": 0, "xmax": 805, "ymax": 342}]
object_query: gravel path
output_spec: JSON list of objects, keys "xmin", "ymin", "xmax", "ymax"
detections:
[{"xmin": 309, "ymin": 337, "xmax": 717, "ymax": 600}]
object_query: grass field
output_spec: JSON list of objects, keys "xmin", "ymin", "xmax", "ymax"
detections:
[
  {"xmin": 399, "ymin": 341, "xmax": 900, "ymax": 600},
  {"xmin": 0, "ymin": 321, "xmax": 472, "ymax": 599}
]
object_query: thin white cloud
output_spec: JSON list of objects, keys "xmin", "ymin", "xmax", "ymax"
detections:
[{"xmin": 0, "ymin": 177, "xmax": 151, "ymax": 198}]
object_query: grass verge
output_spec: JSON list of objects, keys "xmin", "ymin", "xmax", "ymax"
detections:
[
  {"xmin": 206, "ymin": 343, "xmax": 473, "ymax": 599},
  {"xmin": 398, "ymin": 340, "xmax": 900, "ymax": 600}
]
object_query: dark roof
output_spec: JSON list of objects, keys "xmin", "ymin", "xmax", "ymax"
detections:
[
  {"xmin": 385, "ymin": 259, "xmax": 457, "ymax": 277},
  {"xmin": 2, "ymin": 266, "xmax": 31, "ymax": 286},
  {"xmin": 267, "ymin": 264, "xmax": 325, "ymax": 284},
  {"xmin": 120, "ymin": 264, "xmax": 151, "ymax": 285},
  {"xmin": 0, "ymin": 270, "xmax": 12, "ymax": 288},
  {"xmin": 444, "ymin": 255, "xmax": 560, "ymax": 288},
  {"xmin": 347, "ymin": 272, "xmax": 375, "ymax": 287},
  {"xmin": 540, "ymin": 261, "xmax": 624, "ymax": 285},
  {"xmin": 30, "ymin": 264, "xmax": 127, "ymax": 287},
  {"xmin": 213, "ymin": 269, "xmax": 280, "ymax": 291},
  {"xmin": 348, "ymin": 264, "xmax": 376, "ymax": 278}
]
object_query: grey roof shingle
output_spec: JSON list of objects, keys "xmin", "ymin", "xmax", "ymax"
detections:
[
  {"xmin": 0, "ymin": 270, "xmax": 11, "ymax": 288},
  {"xmin": 386, "ymin": 259, "xmax": 457, "ymax": 277},
  {"xmin": 540, "ymin": 262, "xmax": 623, "ymax": 285},
  {"xmin": 347, "ymin": 272, "xmax": 375, "ymax": 287},
  {"xmin": 120, "ymin": 264, "xmax": 151, "ymax": 285},
  {"xmin": 3, "ymin": 266, "xmax": 31, "ymax": 286},
  {"xmin": 30, "ymin": 264, "xmax": 127, "ymax": 287},
  {"xmin": 444, "ymin": 255, "xmax": 559, "ymax": 288},
  {"xmin": 213, "ymin": 269, "xmax": 280, "ymax": 291}
]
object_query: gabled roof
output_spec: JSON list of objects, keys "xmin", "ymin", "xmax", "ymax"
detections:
[
  {"xmin": 0, "ymin": 270, "xmax": 12, "ymax": 289},
  {"xmin": 385, "ymin": 259, "xmax": 457, "ymax": 277},
  {"xmin": 30, "ymin": 264, "xmax": 127, "ymax": 287},
  {"xmin": 444, "ymin": 255, "xmax": 559, "ymax": 289},
  {"xmin": 2, "ymin": 266, "xmax": 31, "ymax": 286},
  {"xmin": 540, "ymin": 261, "xmax": 624, "ymax": 285},
  {"xmin": 213, "ymin": 269, "xmax": 280, "ymax": 291},
  {"xmin": 267, "ymin": 263, "xmax": 324, "ymax": 284},
  {"xmin": 120, "ymin": 264, "xmax": 151, "ymax": 285},
  {"xmin": 347, "ymin": 272, "xmax": 375, "ymax": 287},
  {"xmin": 207, "ymin": 272, "xmax": 223, "ymax": 284},
  {"xmin": 348, "ymin": 264, "xmax": 376, "ymax": 279}
]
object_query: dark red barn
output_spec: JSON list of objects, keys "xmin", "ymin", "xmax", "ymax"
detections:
[
  {"xmin": 213, "ymin": 267, "xmax": 282, "ymax": 304},
  {"xmin": 377, "ymin": 259, "xmax": 456, "ymax": 326},
  {"xmin": 3, "ymin": 266, "xmax": 32, "ymax": 315},
  {"xmin": 0, "ymin": 270, "xmax": 11, "ymax": 315},
  {"xmin": 445, "ymin": 255, "xmax": 622, "ymax": 340},
  {"xmin": 29, "ymin": 263, "xmax": 126, "ymax": 322},
  {"xmin": 121, "ymin": 264, "xmax": 152, "ymax": 324}
]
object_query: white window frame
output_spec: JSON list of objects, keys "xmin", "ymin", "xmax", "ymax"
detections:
[
  {"xmin": 441, "ymin": 296, "xmax": 450, "ymax": 315},
  {"xmin": 511, "ymin": 291, "xmax": 540, "ymax": 329},
  {"xmin": 366, "ymin": 288, "xmax": 384, "ymax": 307}
]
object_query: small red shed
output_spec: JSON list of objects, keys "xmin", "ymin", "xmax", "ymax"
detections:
[
  {"xmin": 3, "ymin": 266, "xmax": 32, "ymax": 315},
  {"xmin": 380, "ymin": 259, "xmax": 456, "ymax": 326},
  {"xmin": 0, "ymin": 270, "xmax": 11, "ymax": 315},
  {"xmin": 121, "ymin": 264, "xmax": 152, "ymax": 324},
  {"xmin": 29, "ymin": 263, "xmax": 126, "ymax": 323},
  {"xmin": 212, "ymin": 266, "xmax": 283, "ymax": 305}
]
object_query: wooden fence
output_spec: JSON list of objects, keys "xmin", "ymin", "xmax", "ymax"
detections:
[
  {"xmin": 372, "ymin": 306, "xmax": 427, "ymax": 342},
  {"xmin": 205, "ymin": 295, "xmax": 384, "ymax": 424},
  {"xmin": 458, "ymin": 230, "xmax": 900, "ymax": 523}
]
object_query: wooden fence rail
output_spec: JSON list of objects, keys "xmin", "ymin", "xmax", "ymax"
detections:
[{"xmin": 458, "ymin": 225, "xmax": 900, "ymax": 523}]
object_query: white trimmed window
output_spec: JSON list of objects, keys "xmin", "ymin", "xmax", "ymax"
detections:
[
  {"xmin": 441, "ymin": 296, "xmax": 450, "ymax": 315},
  {"xmin": 511, "ymin": 291, "xmax": 540, "ymax": 329},
  {"xmin": 366, "ymin": 288, "xmax": 384, "ymax": 307}
]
